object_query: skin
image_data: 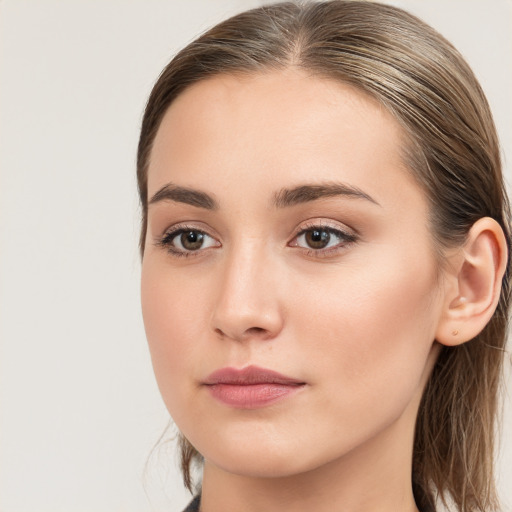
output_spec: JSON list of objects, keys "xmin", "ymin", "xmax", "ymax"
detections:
[{"xmin": 140, "ymin": 69, "xmax": 505, "ymax": 512}]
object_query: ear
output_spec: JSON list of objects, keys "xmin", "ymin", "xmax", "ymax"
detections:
[{"xmin": 436, "ymin": 217, "xmax": 508, "ymax": 346}]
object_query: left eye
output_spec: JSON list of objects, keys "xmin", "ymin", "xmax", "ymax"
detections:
[
  {"xmin": 162, "ymin": 229, "xmax": 218, "ymax": 252},
  {"xmin": 293, "ymin": 227, "xmax": 354, "ymax": 250}
]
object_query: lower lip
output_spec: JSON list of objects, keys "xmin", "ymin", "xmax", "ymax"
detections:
[{"xmin": 206, "ymin": 383, "xmax": 304, "ymax": 408}]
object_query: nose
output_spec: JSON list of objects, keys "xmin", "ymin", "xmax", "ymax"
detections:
[{"xmin": 211, "ymin": 243, "xmax": 284, "ymax": 342}]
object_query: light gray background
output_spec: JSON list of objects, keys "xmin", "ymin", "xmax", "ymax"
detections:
[{"xmin": 0, "ymin": 1, "xmax": 510, "ymax": 511}]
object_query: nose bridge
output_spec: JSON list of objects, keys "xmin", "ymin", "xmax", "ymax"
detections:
[{"xmin": 211, "ymin": 237, "xmax": 283, "ymax": 341}]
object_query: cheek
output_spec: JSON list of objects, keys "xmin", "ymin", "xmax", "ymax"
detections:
[
  {"xmin": 291, "ymin": 252, "xmax": 440, "ymax": 414},
  {"xmin": 141, "ymin": 261, "xmax": 208, "ymax": 410}
]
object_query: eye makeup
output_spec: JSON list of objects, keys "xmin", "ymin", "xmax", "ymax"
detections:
[
  {"xmin": 288, "ymin": 220, "xmax": 358, "ymax": 259},
  {"xmin": 156, "ymin": 223, "xmax": 220, "ymax": 258},
  {"xmin": 155, "ymin": 218, "xmax": 358, "ymax": 260}
]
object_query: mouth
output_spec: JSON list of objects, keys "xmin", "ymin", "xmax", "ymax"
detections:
[{"xmin": 203, "ymin": 365, "xmax": 306, "ymax": 409}]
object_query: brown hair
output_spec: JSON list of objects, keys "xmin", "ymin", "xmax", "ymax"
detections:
[{"xmin": 137, "ymin": 2, "xmax": 511, "ymax": 511}]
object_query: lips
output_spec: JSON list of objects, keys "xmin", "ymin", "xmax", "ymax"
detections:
[{"xmin": 203, "ymin": 365, "xmax": 305, "ymax": 408}]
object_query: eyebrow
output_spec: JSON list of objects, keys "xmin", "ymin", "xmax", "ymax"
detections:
[
  {"xmin": 148, "ymin": 183, "xmax": 218, "ymax": 210},
  {"xmin": 273, "ymin": 182, "xmax": 380, "ymax": 208},
  {"xmin": 148, "ymin": 181, "xmax": 379, "ymax": 211}
]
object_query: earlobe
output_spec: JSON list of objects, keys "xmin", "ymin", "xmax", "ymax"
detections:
[{"xmin": 436, "ymin": 217, "xmax": 508, "ymax": 347}]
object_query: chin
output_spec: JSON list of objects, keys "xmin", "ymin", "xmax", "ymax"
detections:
[
  {"xmin": 191, "ymin": 429, "xmax": 309, "ymax": 478},
  {"xmin": 209, "ymin": 450, "xmax": 313, "ymax": 479},
  {"xmin": 197, "ymin": 428, "xmax": 352, "ymax": 481}
]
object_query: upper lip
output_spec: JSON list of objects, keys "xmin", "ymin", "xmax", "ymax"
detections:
[{"xmin": 203, "ymin": 365, "xmax": 305, "ymax": 386}]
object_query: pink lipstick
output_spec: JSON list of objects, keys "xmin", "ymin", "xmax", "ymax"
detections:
[{"xmin": 203, "ymin": 365, "xmax": 305, "ymax": 409}]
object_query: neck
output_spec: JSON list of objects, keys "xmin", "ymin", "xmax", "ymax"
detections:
[{"xmin": 199, "ymin": 402, "xmax": 421, "ymax": 512}]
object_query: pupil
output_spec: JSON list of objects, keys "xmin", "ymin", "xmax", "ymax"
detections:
[
  {"xmin": 306, "ymin": 229, "xmax": 330, "ymax": 249},
  {"xmin": 181, "ymin": 231, "xmax": 204, "ymax": 250}
]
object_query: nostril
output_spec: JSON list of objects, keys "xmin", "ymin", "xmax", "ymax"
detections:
[
  {"xmin": 214, "ymin": 325, "xmax": 270, "ymax": 341},
  {"xmin": 246, "ymin": 327, "xmax": 268, "ymax": 337},
  {"xmin": 211, "ymin": 302, "xmax": 284, "ymax": 341}
]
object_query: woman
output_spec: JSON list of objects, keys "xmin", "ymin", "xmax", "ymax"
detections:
[{"xmin": 137, "ymin": 2, "xmax": 510, "ymax": 511}]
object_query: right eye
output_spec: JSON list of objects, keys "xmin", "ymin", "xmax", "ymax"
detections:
[{"xmin": 159, "ymin": 227, "xmax": 220, "ymax": 256}]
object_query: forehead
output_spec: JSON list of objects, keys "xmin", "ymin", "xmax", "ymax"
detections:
[{"xmin": 148, "ymin": 69, "xmax": 423, "ymax": 210}]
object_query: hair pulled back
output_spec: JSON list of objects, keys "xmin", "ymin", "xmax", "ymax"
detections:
[{"xmin": 137, "ymin": 3, "xmax": 511, "ymax": 511}]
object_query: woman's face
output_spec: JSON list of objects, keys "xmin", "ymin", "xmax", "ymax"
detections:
[{"xmin": 141, "ymin": 70, "xmax": 447, "ymax": 478}]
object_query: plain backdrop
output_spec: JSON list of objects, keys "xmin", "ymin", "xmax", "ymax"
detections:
[{"xmin": 0, "ymin": 1, "xmax": 510, "ymax": 511}]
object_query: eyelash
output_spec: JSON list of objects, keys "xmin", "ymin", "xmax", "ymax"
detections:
[
  {"xmin": 157, "ymin": 224, "xmax": 218, "ymax": 258},
  {"xmin": 290, "ymin": 222, "xmax": 357, "ymax": 258},
  {"xmin": 156, "ymin": 222, "xmax": 357, "ymax": 258}
]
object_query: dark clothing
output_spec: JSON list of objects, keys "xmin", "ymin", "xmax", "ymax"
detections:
[
  {"xmin": 182, "ymin": 493, "xmax": 434, "ymax": 511},
  {"xmin": 182, "ymin": 494, "xmax": 201, "ymax": 512}
]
